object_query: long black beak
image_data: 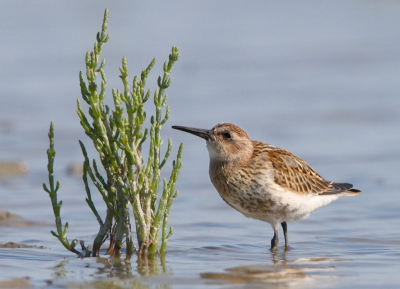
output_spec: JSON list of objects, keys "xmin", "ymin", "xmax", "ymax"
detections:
[{"xmin": 172, "ymin": 125, "xmax": 211, "ymax": 140}]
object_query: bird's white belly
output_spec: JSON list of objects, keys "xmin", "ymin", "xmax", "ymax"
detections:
[{"xmin": 218, "ymin": 181, "xmax": 340, "ymax": 224}]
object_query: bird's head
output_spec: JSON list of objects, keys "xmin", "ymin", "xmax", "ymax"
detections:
[{"xmin": 172, "ymin": 123, "xmax": 254, "ymax": 165}]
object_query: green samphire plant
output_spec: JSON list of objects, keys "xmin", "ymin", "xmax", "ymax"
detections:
[{"xmin": 43, "ymin": 8, "xmax": 182, "ymax": 258}]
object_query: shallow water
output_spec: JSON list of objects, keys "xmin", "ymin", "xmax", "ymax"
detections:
[{"xmin": 1, "ymin": 1, "xmax": 400, "ymax": 288}]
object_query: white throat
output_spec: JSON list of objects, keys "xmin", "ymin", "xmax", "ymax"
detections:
[{"xmin": 206, "ymin": 142, "xmax": 220, "ymax": 161}]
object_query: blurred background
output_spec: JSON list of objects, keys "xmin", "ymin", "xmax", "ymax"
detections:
[{"xmin": 0, "ymin": 1, "xmax": 399, "ymax": 288}]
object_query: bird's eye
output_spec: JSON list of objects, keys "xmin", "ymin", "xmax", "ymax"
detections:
[{"xmin": 223, "ymin": 132, "xmax": 232, "ymax": 139}]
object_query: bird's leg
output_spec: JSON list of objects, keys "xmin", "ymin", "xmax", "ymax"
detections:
[
  {"xmin": 270, "ymin": 232, "xmax": 278, "ymax": 251},
  {"xmin": 281, "ymin": 222, "xmax": 289, "ymax": 250},
  {"xmin": 270, "ymin": 223, "xmax": 279, "ymax": 251}
]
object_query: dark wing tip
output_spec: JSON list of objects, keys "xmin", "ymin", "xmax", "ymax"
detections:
[{"xmin": 321, "ymin": 182, "xmax": 361, "ymax": 195}]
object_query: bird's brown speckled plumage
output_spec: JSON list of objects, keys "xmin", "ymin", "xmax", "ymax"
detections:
[{"xmin": 172, "ymin": 123, "xmax": 360, "ymax": 250}]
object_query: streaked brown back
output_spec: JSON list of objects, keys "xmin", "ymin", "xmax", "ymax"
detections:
[{"xmin": 265, "ymin": 146, "xmax": 331, "ymax": 195}]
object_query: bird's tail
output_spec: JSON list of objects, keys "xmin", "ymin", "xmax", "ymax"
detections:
[
  {"xmin": 321, "ymin": 182, "xmax": 361, "ymax": 196},
  {"xmin": 342, "ymin": 188, "xmax": 361, "ymax": 196}
]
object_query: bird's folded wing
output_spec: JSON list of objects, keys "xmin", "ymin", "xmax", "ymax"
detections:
[{"xmin": 267, "ymin": 149, "xmax": 332, "ymax": 195}]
